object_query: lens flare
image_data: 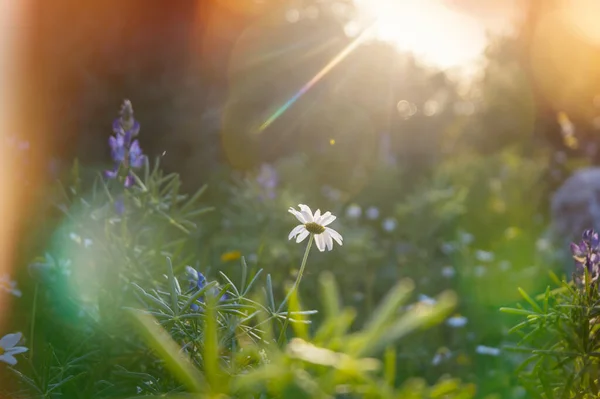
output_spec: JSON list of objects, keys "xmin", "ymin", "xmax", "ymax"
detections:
[{"xmin": 258, "ymin": 28, "xmax": 373, "ymax": 132}]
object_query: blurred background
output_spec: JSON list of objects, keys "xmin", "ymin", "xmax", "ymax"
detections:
[{"xmin": 4, "ymin": 0, "xmax": 600, "ymax": 397}]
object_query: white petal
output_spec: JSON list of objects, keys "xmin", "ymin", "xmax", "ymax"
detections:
[
  {"xmin": 0, "ymin": 333, "xmax": 21, "ymax": 350},
  {"xmin": 315, "ymin": 234, "xmax": 326, "ymax": 252},
  {"xmin": 288, "ymin": 225, "xmax": 305, "ymax": 240},
  {"xmin": 289, "ymin": 208, "xmax": 307, "ymax": 223},
  {"xmin": 296, "ymin": 230, "xmax": 310, "ymax": 243},
  {"xmin": 319, "ymin": 212, "xmax": 336, "ymax": 226},
  {"xmin": 324, "ymin": 231, "xmax": 333, "ymax": 251},
  {"xmin": 0, "ymin": 354, "xmax": 17, "ymax": 365},
  {"xmin": 325, "ymin": 227, "xmax": 343, "ymax": 245},
  {"xmin": 298, "ymin": 204, "xmax": 314, "ymax": 222},
  {"xmin": 6, "ymin": 346, "xmax": 28, "ymax": 355},
  {"xmin": 314, "ymin": 209, "xmax": 321, "ymax": 221}
]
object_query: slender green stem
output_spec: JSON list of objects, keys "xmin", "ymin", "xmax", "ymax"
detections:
[
  {"xmin": 29, "ymin": 283, "xmax": 39, "ymax": 360},
  {"xmin": 277, "ymin": 235, "xmax": 314, "ymax": 344},
  {"xmin": 278, "ymin": 234, "xmax": 313, "ymax": 312}
]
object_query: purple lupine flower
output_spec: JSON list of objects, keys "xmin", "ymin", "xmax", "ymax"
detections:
[
  {"xmin": 570, "ymin": 229, "xmax": 600, "ymax": 284},
  {"xmin": 124, "ymin": 174, "xmax": 135, "ymax": 188},
  {"xmin": 104, "ymin": 100, "xmax": 146, "ymax": 187},
  {"xmin": 185, "ymin": 266, "xmax": 227, "ymax": 311},
  {"xmin": 186, "ymin": 266, "xmax": 208, "ymax": 291},
  {"xmin": 104, "ymin": 169, "xmax": 118, "ymax": 179},
  {"xmin": 112, "ymin": 99, "xmax": 140, "ymax": 143},
  {"xmin": 129, "ymin": 140, "xmax": 144, "ymax": 168},
  {"xmin": 109, "ymin": 134, "xmax": 126, "ymax": 163}
]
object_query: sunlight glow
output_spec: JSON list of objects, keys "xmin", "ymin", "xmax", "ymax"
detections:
[{"xmin": 353, "ymin": 0, "xmax": 486, "ymax": 69}]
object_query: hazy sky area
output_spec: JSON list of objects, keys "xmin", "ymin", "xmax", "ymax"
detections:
[{"xmin": 352, "ymin": 0, "xmax": 522, "ymax": 70}]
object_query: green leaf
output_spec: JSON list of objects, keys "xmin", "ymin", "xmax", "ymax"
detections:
[
  {"xmin": 266, "ymin": 274, "xmax": 276, "ymax": 312},
  {"xmin": 518, "ymin": 287, "xmax": 544, "ymax": 313},
  {"xmin": 203, "ymin": 296, "xmax": 222, "ymax": 392},
  {"xmin": 166, "ymin": 257, "xmax": 179, "ymax": 316},
  {"xmin": 500, "ymin": 307, "xmax": 539, "ymax": 316},
  {"xmin": 364, "ymin": 278, "xmax": 414, "ymax": 333},
  {"xmin": 128, "ymin": 310, "xmax": 204, "ymax": 393},
  {"xmin": 319, "ymin": 271, "xmax": 341, "ymax": 321},
  {"xmin": 354, "ymin": 290, "xmax": 457, "ymax": 356}
]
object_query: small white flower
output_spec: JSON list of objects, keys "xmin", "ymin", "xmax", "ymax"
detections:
[
  {"xmin": 475, "ymin": 250, "xmax": 494, "ymax": 262},
  {"xmin": 366, "ymin": 206, "xmax": 379, "ymax": 220},
  {"xmin": 474, "ymin": 265, "xmax": 486, "ymax": 277},
  {"xmin": 0, "ymin": 332, "xmax": 28, "ymax": 365},
  {"xmin": 0, "ymin": 275, "xmax": 21, "ymax": 297},
  {"xmin": 446, "ymin": 315, "xmax": 468, "ymax": 328},
  {"xmin": 345, "ymin": 204, "xmax": 362, "ymax": 219},
  {"xmin": 440, "ymin": 242, "xmax": 456, "ymax": 254},
  {"xmin": 475, "ymin": 345, "xmax": 501, "ymax": 356},
  {"xmin": 459, "ymin": 232, "xmax": 474, "ymax": 245},
  {"xmin": 431, "ymin": 347, "xmax": 452, "ymax": 366},
  {"xmin": 288, "ymin": 204, "xmax": 343, "ymax": 252},
  {"xmin": 382, "ymin": 217, "xmax": 397, "ymax": 232},
  {"xmin": 69, "ymin": 232, "xmax": 80, "ymax": 243},
  {"xmin": 536, "ymin": 238, "xmax": 550, "ymax": 252},
  {"xmin": 499, "ymin": 260, "xmax": 511, "ymax": 271},
  {"xmin": 441, "ymin": 266, "xmax": 456, "ymax": 278},
  {"xmin": 418, "ymin": 294, "xmax": 436, "ymax": 306},
  {"xmin": 70, "ymin": 233, "xmax": 93, "ymax": 248}
]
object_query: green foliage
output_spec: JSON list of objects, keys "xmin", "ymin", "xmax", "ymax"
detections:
[
  {"xmin": 2, "ymin": 152, "xmax": 478, "ymax": 399},
  {"xmin": 502, "ymin": 272, "xmax": 600, "ymax": 398},
  {"xmin": 131, "ymin": 271, "xmax": 475, "ymax": 399}
]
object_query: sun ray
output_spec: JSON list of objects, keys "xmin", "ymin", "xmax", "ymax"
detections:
[{"xmin": 257, "ymin": 27, "xmax": 374, "ymax": 132}]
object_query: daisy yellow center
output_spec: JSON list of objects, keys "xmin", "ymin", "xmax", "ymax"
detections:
[
  {"xmin": 305, "ymin": 222, "xmax": 325, "ymax": 235},
  {"xmin": 0, "ymin": 346, "xmax": 4, "ymax": 355}
]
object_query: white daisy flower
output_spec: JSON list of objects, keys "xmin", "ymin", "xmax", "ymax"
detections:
[
  {"xmin": 0, "ymin": 332, "xmax": 28, "ymax": 365},
  {"xmin": 288, "ymin": 204, "xmax": 343, "ymax": 252}
]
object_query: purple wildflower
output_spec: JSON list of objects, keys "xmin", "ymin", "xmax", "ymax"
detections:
[
  {"xmin": 185, "ymin": 266, "xmax": 227, "ymax": 311},
  {"xmin": 109, "ymin": 135, "xmax": 126, "ymax": 163},
  {"xmin": 129, "ymin": 140, "xmax": 144, "ymax": 168},
  {"xmin": 112, "ymin": 99, "xmax": 140, "ymax": 143},
  {"xmin": 570, "ymin": 229, "xmax": 600, "ymax": 284},
  {"xmin": 104, "ymin": 100, "xmax": 146, "ymax": 187}
]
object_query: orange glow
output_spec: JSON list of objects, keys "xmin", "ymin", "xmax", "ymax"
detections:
[
  {"xmin": 0, "ymin": 0, "xmax": 29, "ymax": 328},
  {"xmin": 559, "ymin": 0, "xmax": 600, "ymax": 47},
  {"xmin": 528, "ymin": 4, "xmax": 600, "ymax": 119}
]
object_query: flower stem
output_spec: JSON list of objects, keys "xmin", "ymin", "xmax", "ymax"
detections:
[
  {"xmin": 277, "ymin": 235, "xmax": 313, "ymax": 344},
  {"xmin": 278, "ymin": 234, "xmax": 313, "ymax": 313}
]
